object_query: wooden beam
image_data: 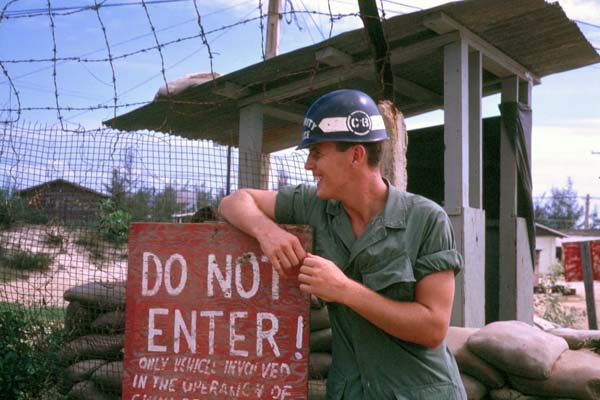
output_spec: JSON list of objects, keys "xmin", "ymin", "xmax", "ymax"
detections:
[
  {"xmin": 580, "ymin": 242, "xmax": 598, "ymax": 330},
  {"xmin": 443, "ymin": 38, "xmax": 469, "ymax": 209},
  {"xmin": 389, "ymin": 31, "xmax": 459, "ymax": 64},
  {"xmin": 423, "ymin": 12, "xmax": 539, "ymax": 84},
  {"xmin": 239, "ymin": 63, "xmax": 372, "ymax": 107},
  {"xmin": 469, "ymin": 50, "xmax": 482, "ymax": 209},
  {"xmin": 240, "ymin": 33, "xmax": 459, "ymax": 107},
  {"xmin": 238, "ymin": 104, "xmax": 267, "ymax": 189},
  {"xmin": 498, "ymin": 75, "xmax": 519, "ymax": 321},
  {"xmin": 393, "ymin": 76, "xmax": 442, "ymax": 103},
  {"xmin": 213, "ymin": 81, "xmax": 250, "ymax": 99},
  {"xmin": 263, "ymin": 105, "xmax": 304, "ymax": 124},
  {"xmin": 315, "ymin": 47, "xmax": 353, "ymax": 66}
]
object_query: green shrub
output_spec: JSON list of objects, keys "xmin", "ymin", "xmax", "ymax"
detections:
[
  {"xmin": 98, "ymin": 199, "xmax": 130, "ymax": 244},
  {"xmin": 0, "ymin": 191, "xmax": 48, "ymax": 228},
  {"xmin": 0, "ymin": 305, "xmax": 65, "ymax": 399},
  {"xmin": 534, "ymin": 269, "xmax": 586, "ymax": 327},
  {"xmin": 1, "ymin": 249, "xmax": 54, "ymax": 272}
]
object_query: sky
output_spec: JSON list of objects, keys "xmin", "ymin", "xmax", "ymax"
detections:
[{"xmin": 1, "ymin": 0, "xmax": 599, "ymax": 210}]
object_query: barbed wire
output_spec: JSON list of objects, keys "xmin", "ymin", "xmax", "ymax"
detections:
[
  {"xmin": 93, "ymin": 0, "xmax": 118, "ymax": 121},
  {"xmin": 0, "ymin": 10, "xmax": 357, "ymax": 65},
  {"xmin": 0, "ymin": 0, "xmax": 597, "ymax": 126}
]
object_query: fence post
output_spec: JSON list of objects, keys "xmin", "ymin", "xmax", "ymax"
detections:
[{"xmin": 579, "ymin": 241, "xmax": 598, "ymax": 330}]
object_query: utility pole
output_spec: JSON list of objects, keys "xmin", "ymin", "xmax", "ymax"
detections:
[
  {"xmin": 265, "ymin": 0, "xmax": 282, "ymax": 59},
  {"xmin": 585, "ymin": 193, "xmax": 590, "ymax": 229}
]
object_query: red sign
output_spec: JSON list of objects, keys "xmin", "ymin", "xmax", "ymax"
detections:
[
  {"xmin": 562, "ymin": 241, "xmax": 600, "ymax": 281},
  {"xmin": 123, "ymin": 222, "xmax": 312, "ymax": 400}
]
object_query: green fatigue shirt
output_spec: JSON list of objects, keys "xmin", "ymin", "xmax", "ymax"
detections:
[{"xmin": 275, "ymin": 183, "xmax": 467, "ymax": 400}]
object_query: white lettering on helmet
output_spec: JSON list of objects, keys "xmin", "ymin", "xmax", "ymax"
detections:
[
  {"xmin": 318, "ymin": 115, "xmax": 385, "ymax": 135},
  {"xmin": 303, "ymin": 118, "xmax": 318, "ymax": 132},
  {"xmin": 346, "ymin": 111, "xmax": 371, "ymax": 135}
]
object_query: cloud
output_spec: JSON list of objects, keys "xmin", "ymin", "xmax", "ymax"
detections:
[{"xmin": 558, "ymin": 0, "xmax": 600, "ymax": 24}]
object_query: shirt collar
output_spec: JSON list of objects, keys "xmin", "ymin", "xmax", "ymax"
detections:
[
  {"xmin": 324, "ymin": 178, "xmax": 407, "ymax": 229},
  {"xmin": 382, "ymin": 179, "xmax": 407, "ymax": 229}
]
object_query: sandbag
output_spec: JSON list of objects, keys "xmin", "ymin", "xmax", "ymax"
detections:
[
  {"xmin": 62, "ymin": 359, "xmax": 107, "ymax": 391},
  {"xmin": 61, "ymin": 334, "xmax": 124, "ymax": 364},
  {"xmin": 460, "ymin": 373, "xmax": 487, "ymax": 400},
  {"xmin": 67, "ymin": 380, "xmax": 118, "ymax": 400},
  {"xmin": 488, "ymin": 387, "xmax": 548, "ymax": 399},
  {"xmin": 310, "ymin": 306, "xmax": 330, "ymax": 332},
  {"xmin": 508, "ymin": 349, "xmax": 600, "ymax": 400},
  {"xmin": 91, "ymin": 310, "xmax": 125, "ymax": 333},
  {"xmin": 447, "ymin": 327, "xmax": 505, "ymax": 388},
  {"xmin": 64, "ymin": 301, "xmax": 96, "ymax": 337},
  {"xmin": 467, "ymin": 320, "xmax": 568, "ymax": 379},
  {"xmin": 549, "ymin": 328, "xmax": 600, "ymax": 350},
  {"xmin": 310, "ymin": 294, "xmax": 324, "ymax": 309},
  {"xmin": 91, "ymin": 361, "xmax": 123, "ymax": 392},
  {"xmin": 64, "ymin": 281, "xmax": 126, "ymax": 311},
  {"xmin": 308, "ymin": 379, "xmax": 327, "ymax": 400},
  {"xmin": 309, "ymin": 352, "xmax": 332, "ymax": 379},
  {"xmin": 309, "ymin": 328, "xmax": 332, "ymax": 353}
]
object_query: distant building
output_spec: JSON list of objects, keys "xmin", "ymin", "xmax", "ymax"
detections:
[
  {"xmin": 535, "ymin": 223, "xmax": 567, "ymax": 281},
  {"xmin": 16, "ymin": 179, "xmax": 108, "ymax": 224}
]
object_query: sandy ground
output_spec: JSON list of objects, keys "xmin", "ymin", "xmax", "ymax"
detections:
[
  {"xmin": 557, "ymin": 280, "xmax": 600, "ymax": 330},
  {"xmin": 0, "ymin": 225, "xmax": 127, "ymax": 307}
]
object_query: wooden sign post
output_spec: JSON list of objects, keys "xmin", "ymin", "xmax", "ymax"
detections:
[{"xmin": 122, "ymin": 222, "xmax": 312, "ymax": 400}]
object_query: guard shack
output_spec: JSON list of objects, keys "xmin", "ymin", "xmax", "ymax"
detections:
[{"xmin": 105, "ymin": 0, "xmax": 600, "ymax": 327}]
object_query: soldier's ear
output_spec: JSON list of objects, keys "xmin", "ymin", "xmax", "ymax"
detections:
[{"xmin": 352, "ymin": 144, "xmax": 367, "ymax": 165}]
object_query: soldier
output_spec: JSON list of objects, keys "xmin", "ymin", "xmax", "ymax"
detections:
[{"xmin": 219, "ymin": 89, "xmax": 466, "ymax": 399}]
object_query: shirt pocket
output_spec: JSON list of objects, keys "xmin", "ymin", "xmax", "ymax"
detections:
[{"xmin": 361, "ymin": 255, "xmax": 416, "ymax": 301}]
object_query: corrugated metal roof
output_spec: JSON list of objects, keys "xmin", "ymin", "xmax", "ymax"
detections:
[{"xmin": 104, "ymin": 0, "xmax": 600, "ymax": 152}]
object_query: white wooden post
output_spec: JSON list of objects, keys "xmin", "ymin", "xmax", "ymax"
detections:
[
  {"xmin": 238, "ymin": 103, "xmax": 269, "ymax": 189},
  {"xmin": 469, "ymin": 51, "xmax": 482, "ymax": 209},
  {"xmin": 444, "ymin": 39, "xmax": 469, "ymax": 209},
  {"xmin": 498, "ymin": 76, "xmax": 533, "ymax": 322},
  {"xmin": 444, "ymin": 40, "xmax": 485, "ymax": 327}
]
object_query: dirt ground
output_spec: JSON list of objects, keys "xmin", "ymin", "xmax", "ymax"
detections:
[
  {"xmin": 557, "ymin": 280, "xmax": 600, "ymax": 330},
  {"xmin": 0, "ymin": 225, "xmax": 127, "ymax": 307}
]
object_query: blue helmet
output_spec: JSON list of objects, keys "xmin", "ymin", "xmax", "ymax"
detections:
[{"xmin": 297, "ymin": 89, "xmax": 388, "ymax": 150}]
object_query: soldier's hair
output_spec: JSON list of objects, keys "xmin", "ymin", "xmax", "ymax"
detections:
[{"xmin": 334, "ymin": 141, "xmax": 384, "ymax": 167}]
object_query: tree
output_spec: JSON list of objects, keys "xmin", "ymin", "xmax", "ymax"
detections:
[
  {"xmin": 104, "ymin": 169, "xmax": 130, "ymax": 212},
  {"xmin": 151, "ymin": 186, "xmax": 183, "ymax": 222},
  {"xmin": 534, "ymin": 177, "xmax": 583, "ymax": 230},
  {"xmin": 128, "ymin": 188, "xmax": 153, "ymax": 222}
]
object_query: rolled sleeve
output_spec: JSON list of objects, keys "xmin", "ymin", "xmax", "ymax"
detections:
[{"xmin": 414, "ymin": 210, "xmax": 464, "ymax": 281}]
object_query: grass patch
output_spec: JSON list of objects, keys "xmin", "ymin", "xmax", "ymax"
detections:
[
  {"xmin": 0, "ymin": 302, "xmax": 65, "ymax": 324},
  {"xmin": 0, "ymin": 264, "xmax": 30, "ymax": 283},
  {"xmin": 0, "ymin": 248, "xmax": 54, "ymax": 272}
]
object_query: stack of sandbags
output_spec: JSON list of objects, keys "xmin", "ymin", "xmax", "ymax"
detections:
[
  {"xmin": 448, "ymin": 321, "xmax": 600, "ymax": 400},
  {"xmin": 61, "ymin": 281, "xmax": 126, "ymax": 400},
  {"xmin": 308, "ymin": 295, "xmax": 332, "ymax": 400}
]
